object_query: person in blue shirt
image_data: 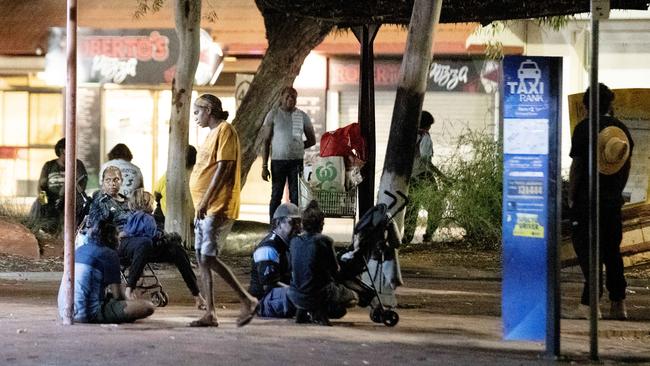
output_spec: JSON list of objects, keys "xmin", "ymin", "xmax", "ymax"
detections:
[{"xmin": 58, "ymin": 203, "xmax": 154, "ymax": 323}]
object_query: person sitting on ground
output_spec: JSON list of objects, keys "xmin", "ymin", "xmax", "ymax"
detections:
[
  {"xmin": 288, "ymin": 200, "xmax": 359, "ymax": 326},
  {"xmin": 57, "ymin": 203, "xmax": 154, "ymax": 324},
  {"xmin": 248, "ymin": 203, "xmax": 302, "ymax": 318},
  {"xmin": 119, "ymin": 188, "xmax": 206, "ymax": 309},
  {"xmin": 32, "ymin": 137, "xmax": 88, "ymax": 232},
  {"xmin": 153, "ymin": 145, "xmax": 198, "ymax": 224},
  {"xmin": 99, "ymin": 143, "xmax": 144, "ymax": 198}
]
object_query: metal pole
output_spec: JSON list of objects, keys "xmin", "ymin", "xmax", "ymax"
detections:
[
  {"xmin": 588, "ymin": 1, "xmax": 600, "ymax": 360},
  {"xmin": 545, "ymin": 58, "xmax": 562, "ymax": 359},
  {"xmin": 352, "ymin": 24, "xmax": 380, "ymax": 218},
  {"xmin": 62, "ymin": 0, "xmax": 77, "ymax": 325}
]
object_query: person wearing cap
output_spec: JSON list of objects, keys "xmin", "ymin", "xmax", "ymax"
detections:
[
  {"xmin": 189, "ymin": 94, "xmax": 259, "ymax": 327},
  {"xmin": 248, "ymin": 202, "xmax": 302, "ymax": 318},
  {"xmin": 260, "ymin": 86, "xmax": 316, "ymax": 222},
  {"xmin": 567, "ymin": 83, "xmax": 634, "ymax": 320}
]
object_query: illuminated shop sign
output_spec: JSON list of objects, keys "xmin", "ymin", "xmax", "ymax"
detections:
[
  {"xmin": 44, "ymin": 28, "xmax": 223, "ymax": 86},
  {"xmin": 329, "ymin": 58, "xmax": 500, "ymax": 93}
]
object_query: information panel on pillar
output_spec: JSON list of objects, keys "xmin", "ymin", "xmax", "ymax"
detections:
[{"xmin": 502, "ymin": 55, "xmax": 561, "ymax": 341}]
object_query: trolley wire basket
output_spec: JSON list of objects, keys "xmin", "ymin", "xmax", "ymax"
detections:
[{"xmin": 298, "ymin": 177, "xmax": 356, "ymax": 218}]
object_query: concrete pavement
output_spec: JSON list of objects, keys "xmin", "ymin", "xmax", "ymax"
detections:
[{"xmin": 2, "ymin": 267, "xmax": 650, "ymax": 365}]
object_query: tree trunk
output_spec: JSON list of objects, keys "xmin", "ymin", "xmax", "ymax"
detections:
[
  {"xmin": 234, "ymin": 5, "xmax": 333, "ymax": 184},
  {"xmin": 166, "ymin": 0, "xmax": 201, "ymax": 247},
  {"xmin": 376, "ymin": 0, "xmax": 443, "ymax": 229}
]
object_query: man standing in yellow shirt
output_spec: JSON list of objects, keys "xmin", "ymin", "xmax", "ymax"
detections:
[{"xmin": 189, "ymin": 94, "xmax": 258, "ymax": 327}]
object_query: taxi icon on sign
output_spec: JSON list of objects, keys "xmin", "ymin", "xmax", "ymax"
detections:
[{"xmin": 517, "ymin": 59, "xmax": 541, "ymax": 83}]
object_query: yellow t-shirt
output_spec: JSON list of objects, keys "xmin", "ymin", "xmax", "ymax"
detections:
[
  {"xmin": 189, "ymin": 122, "xmax": 241, "ymax": 219},
  {"xmin": 154, "ymin": 173, "xmax": 167, "ymax": 214}
]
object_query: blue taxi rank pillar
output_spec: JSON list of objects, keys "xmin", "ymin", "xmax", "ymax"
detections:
[{"xmin": 501, "ymin": 56, "xmax": 561, "ymax": 345}]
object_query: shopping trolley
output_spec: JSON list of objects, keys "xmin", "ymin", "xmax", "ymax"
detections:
[{"xmin": 298, "ymin": 177, "xmax": 356, "ymax": 220}]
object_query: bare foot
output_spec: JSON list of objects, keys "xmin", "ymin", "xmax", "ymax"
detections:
[
  {"xmin": 125, "ymin": 287, "xmax": 136, "ymax": 300},
  {"xmin": 237, "ymin": 298, "xmax": 259, "ymax": 327},
  {"xmin": 194, "ymin": 295, "xmax": 207, "ymax": 310},
  {"xmin": 189, "ymin": 313, "xmax": 219, "ymax": 327}
]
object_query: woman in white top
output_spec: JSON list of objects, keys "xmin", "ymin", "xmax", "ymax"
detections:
[{"xmin": 99, "ymin": 143, "xmax": 144, "ymax": 198}]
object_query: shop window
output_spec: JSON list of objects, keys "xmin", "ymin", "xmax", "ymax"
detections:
[
  {"xmin": 29, "ymin": 93, "xmax": 63, "ymax": 146},
  {"xmin": 0, "ymin": 91, "xmax": 29, "ymax": 146},
  {"xmin": 0, "ymin": 90, "xmax": 63, "ymax": 199}
]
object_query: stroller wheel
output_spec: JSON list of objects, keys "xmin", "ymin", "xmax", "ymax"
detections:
[
  {"xmin": 150, "ymin": 291, "xmax": 164, "ymax": 307},
  {"xmin": 369, "ymin": 307, "xmax": 383, "ymax": 323},
  {"xmin": 160, "ymin": 291, "xmax": 169, "ymax": 307},
  {"xmin": 382, "ymin": 310, "xmax": 399, "ymax": 327}
]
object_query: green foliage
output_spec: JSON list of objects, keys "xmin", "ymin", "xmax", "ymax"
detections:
[
  {"xmin": 134, "ymin": 0, "xmax": 166, "ymax": 19},
  {"xmin": 133, "ymin": 0, "xmax": 219, "ymax": 22},
  {"xmin": 474, "ymin": 16, "xmax": 572, "ymax": 60},
  {"xmin": 408, "ymin": 130, "xmax": 503, "ymax": 249}
]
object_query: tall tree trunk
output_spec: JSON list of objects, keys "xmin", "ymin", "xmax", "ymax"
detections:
[
  {"xmin": 234, "ymin": 5, "xmax": 333, "ymax": 184},
  {"xmin": 376, "ymin": 0, "xmax": 443, "ymax": 230},
  {"xmin": 166, "ymin": 0, "xmax": 201, "ymax": 247}
]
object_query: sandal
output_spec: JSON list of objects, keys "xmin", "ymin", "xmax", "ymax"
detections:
[
  {"xmin": 188, "ymin": 315, "xmax": 219, "ymax": 327},
  {"xmin": 236, "ymin": 299, "xmax": 259, "ymax": 327}
]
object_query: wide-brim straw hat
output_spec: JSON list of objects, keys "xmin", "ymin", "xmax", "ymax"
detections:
[{"xmin": 598, "ymin": 126, "xmax": 630, "ymax": 175}]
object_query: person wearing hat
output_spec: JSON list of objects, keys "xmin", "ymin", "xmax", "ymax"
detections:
[
  {"xmin": 567, "ymin": 83, "xmax": 634, "ymax": 320},
  {"xmin": 248, "ymin": 202, "xmax": 302, "ymax": 318},
  {"xmin": 189, "ymin": 94, "xmax": 259, "ymax": 327}
]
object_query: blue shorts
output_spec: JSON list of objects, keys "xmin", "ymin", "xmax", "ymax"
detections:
[
  {"xmin": 194, "ymin": 215, "xmax": 234, "ymax": 257},
  {"xmin": 258, "ymin": 287, "xmax": 296, "ymax": 318}
]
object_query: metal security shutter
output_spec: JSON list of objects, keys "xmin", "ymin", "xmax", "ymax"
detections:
[{"xmin": 339, "ymin": 91, "xmax": 496, "ymax": 196}]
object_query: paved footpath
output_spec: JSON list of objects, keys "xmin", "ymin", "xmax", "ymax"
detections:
[{"xmin": 2, "ymin": 270, "xmax": 650, "ymax": 365}]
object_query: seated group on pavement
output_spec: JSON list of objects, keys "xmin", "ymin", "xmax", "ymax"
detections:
[
  {"xmin": 59, "ymin": 166, "xmax": 206, "ymax": 323},
  {"xmin": 249, "ymin": 200, "xmax": 358, "ymax": 326},
  {"xmin": 60, "ymin": 165, "xmax": 359, "ymax": 326}
]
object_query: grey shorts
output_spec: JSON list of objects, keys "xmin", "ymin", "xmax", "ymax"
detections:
[{"xmin": 194, "ymin": 215, "xmax": 234, "ymax": 257}]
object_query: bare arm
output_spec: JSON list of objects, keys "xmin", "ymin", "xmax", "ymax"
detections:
[
  {"xmin": 261, "ymin": 113, "xmax": 274, "ymax": 181},
  {"xmin": 38, "ymin": 162, "xmax": 49, "ymax": 192},
  {"xmin": 303, "ymin": 118, "xmax": 316, "ymax": 149},
  {"xmin": 196, "ymin": 160, "xmax": 235, "ymax": 219},
  {"xmin": 109, "ymin": 283, "xmax": 125, "ymax": 300}
]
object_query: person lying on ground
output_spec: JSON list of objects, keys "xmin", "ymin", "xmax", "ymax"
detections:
[
  {"xmin": 57, "ymin": 203, "xmax": 154, "ymax": 324},
  {"xmin": 120, "ymin": 188, "xmax": 206, "ymax": 309},
  {"xmin": 248, "ymin": 203, "xmax": 302, "ymax": 318},
  {"xmin": 288, "ymin": 200, "xmax": 358, "ymax": 326}
]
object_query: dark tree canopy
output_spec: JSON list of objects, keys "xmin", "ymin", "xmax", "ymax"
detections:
[{"xmin": 258, "ymin": 0, "xmax": 648, "ymax": 25}]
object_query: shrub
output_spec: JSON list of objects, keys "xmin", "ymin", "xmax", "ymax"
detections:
[{"xmin": 407, "ymin": 130, "xmax": 503, "ymax": 249}]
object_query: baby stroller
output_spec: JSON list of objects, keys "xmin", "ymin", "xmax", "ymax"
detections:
[
  {"xmin": 338, "ymin": 190, "xmax": 408, "ymax": 327},
  {"xmin": 120, "ymin": 261, "xmax": 168, "ymax": 307},
  {"xmin": 76, "ymin": 190, "xmax": 168, "ymax": 307}
]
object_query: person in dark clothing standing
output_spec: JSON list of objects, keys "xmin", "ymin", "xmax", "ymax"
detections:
[
  {"xmin": 288, "ymin": 200, "xmax": 358, "ymax": 325},
  {"xmin": 567, "ymin": 83, "xmax": 633, "ymax": 320},
  {"xmin": 33, "ymin": 137, "xmax": 88, "ymax": 232},
  {"xmin": 249, "ymin": 203, "xmax": 302, "ymax": 318}
]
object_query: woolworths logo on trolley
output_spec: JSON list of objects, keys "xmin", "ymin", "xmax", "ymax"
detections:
[{"xmin": 506, "ymin": 59, "xmax": 545, "ymax": 102}]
